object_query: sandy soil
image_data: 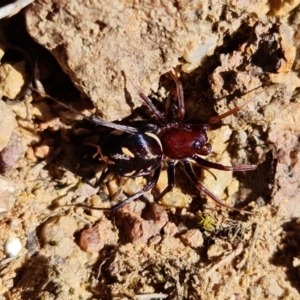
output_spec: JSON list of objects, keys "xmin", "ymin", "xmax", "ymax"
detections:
[{"xmin": 1, "ymin": 1, "xmax": 300, "ymax": 299}]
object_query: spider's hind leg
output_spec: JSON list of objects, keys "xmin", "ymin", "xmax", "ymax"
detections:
[{"xmin": 111, "ymin": 165, "xmax": 162, "ymax": 211}]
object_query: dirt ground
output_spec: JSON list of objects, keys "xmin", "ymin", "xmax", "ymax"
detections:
[{"xmin": 1, "ymin": 1, "xmax": 300, "ymax": 299}]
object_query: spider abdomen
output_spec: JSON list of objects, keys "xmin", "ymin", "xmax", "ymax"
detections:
[
  {"xmin": 160, "ymin": 127, "xmax": 212, "ymax": 159},
  {"xmin": 100, "ymin": 131, "xmax": 163, "ymax": 177}
]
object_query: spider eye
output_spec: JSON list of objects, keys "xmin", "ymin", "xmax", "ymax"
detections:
[{"xmin": 193, "ymin": 140, "xmax": 201, "ymax": 149}]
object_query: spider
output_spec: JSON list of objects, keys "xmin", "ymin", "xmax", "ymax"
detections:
[{"xmin": 40, "ymin": 71, "xmax": 259, "ymax": 213}]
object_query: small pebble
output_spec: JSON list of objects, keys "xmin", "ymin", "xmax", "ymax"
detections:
[
  {"xmin": 260, "ymin": 275, "xmax": 283, "ymax": 297},
  {"xmin": 180, "ymin": 229, "xmax": 204, "ymax": 248},
  {"xmin": 78, "ymin": 224, "xmax": 104, "ymax": 253},
  {"xmin": 34, "ymin": 144, "xmax": 53, "ymax": 159},
  {"xmin": 0, "ymin": 62, "xmax": 26, "ymax": 99},
  {"xmin": 0, "ymin": 175, "xmax": 20, "ymax": 217},
  {"xmin": 5, "ymin": 236, "xmax": 22, "ymax": 257}
]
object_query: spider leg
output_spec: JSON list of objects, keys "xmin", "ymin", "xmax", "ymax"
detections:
[
  {"xmin": 62, "ymin": 167, "xmax": 161, "ymax": 213},
  {"xmin": 169, "ymin": 70, "xmax": 185, "ymax": 121},
  {"xmin": 32, "ymin": 88, "xmax": 140, "ymax": 134},
  {"xmin": 186, "ymin": 100, "xmax": 253, "ymax": 125},
  {"xmin": 98, "ymin": 168, "xmax": 110, "ymax": 185},
  {"xmin": 207, "ymin": 85, "xmax": 264, "ymax": 124},
  {"xmin": 125, "ymin": 74, "xmax": 166, "ymax": 125},
  {"xmin": 187, "ymin": 85, "xmax": 263, "ymax": 125},
  {"xmin": 84, "ymin": 142, "xmax": 101, "ymax": 158},
  {"xmin": 111, "ymin": 165, "xmax": 162, "ymax": 211},
  {"xmin": 192, "ymin": 155, "xmax": 257, "ymax": 171},
  {"xmin": 206, "ymin": 100, "xmax": 252, "ymax": 124},
  {"xmin": 154, "ymin": 161, "xmax": 176, "ymax": 201},
  {"xmin": 182, "ymin": 159, "xmax": 251, "ymax": 214}
]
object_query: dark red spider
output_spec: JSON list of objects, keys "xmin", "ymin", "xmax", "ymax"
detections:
[{"xmin": 41, "ymin": 71, "xmax": 258, "ymax": 213}]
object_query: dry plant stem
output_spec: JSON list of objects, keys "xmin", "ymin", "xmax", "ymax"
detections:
[
  {"xmin": 71, "ymin": 213, "xmax": 93, "ymax": 226},
  {"xmin": 111, "ymin": 294, "xmax": 168, "ymax": 300},
  {"xmin": 28, "ymin": 147, "xmax": 62, "ymax": 175},
  {"xmin": 40, "ymin": 210, "xmax": 66, "ymax": 224},
  {"xmin": 205, "ymin": 243, "xmax": 244, "ymax": 278},
  {"xmin": 135, "ymin": 294, "xmax": 168, "ymax": 300},
  {"xmin": 96, "ymin": 257, "xmax": 110, "ymax": 280},
  {"xmin": 0, "ymin": 257, "xmax": 18, "ymax": 268},
  {"xmin": 245, "ymin": 223, "xmax": 259, "ymax": 271}
]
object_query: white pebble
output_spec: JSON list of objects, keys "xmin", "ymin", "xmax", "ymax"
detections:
[{"xmin": 5, "ymin": 237, "xmax": 22, "ymax": 257}]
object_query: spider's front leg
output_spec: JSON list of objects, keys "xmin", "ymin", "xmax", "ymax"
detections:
[
  {"xmin": 182, "ymin": 159, "xmax": 251, "ymax": 214},
  {"xmin": 186, "ymin": 85, "xmax": 263, "ymax": 126},
  {"xmin": 169, "ymin": 70, "xmax": 185, "ymax": 121},
  {"xmin": 192, "ymin": 155, "xmax": 257, "ymax": 171}
]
